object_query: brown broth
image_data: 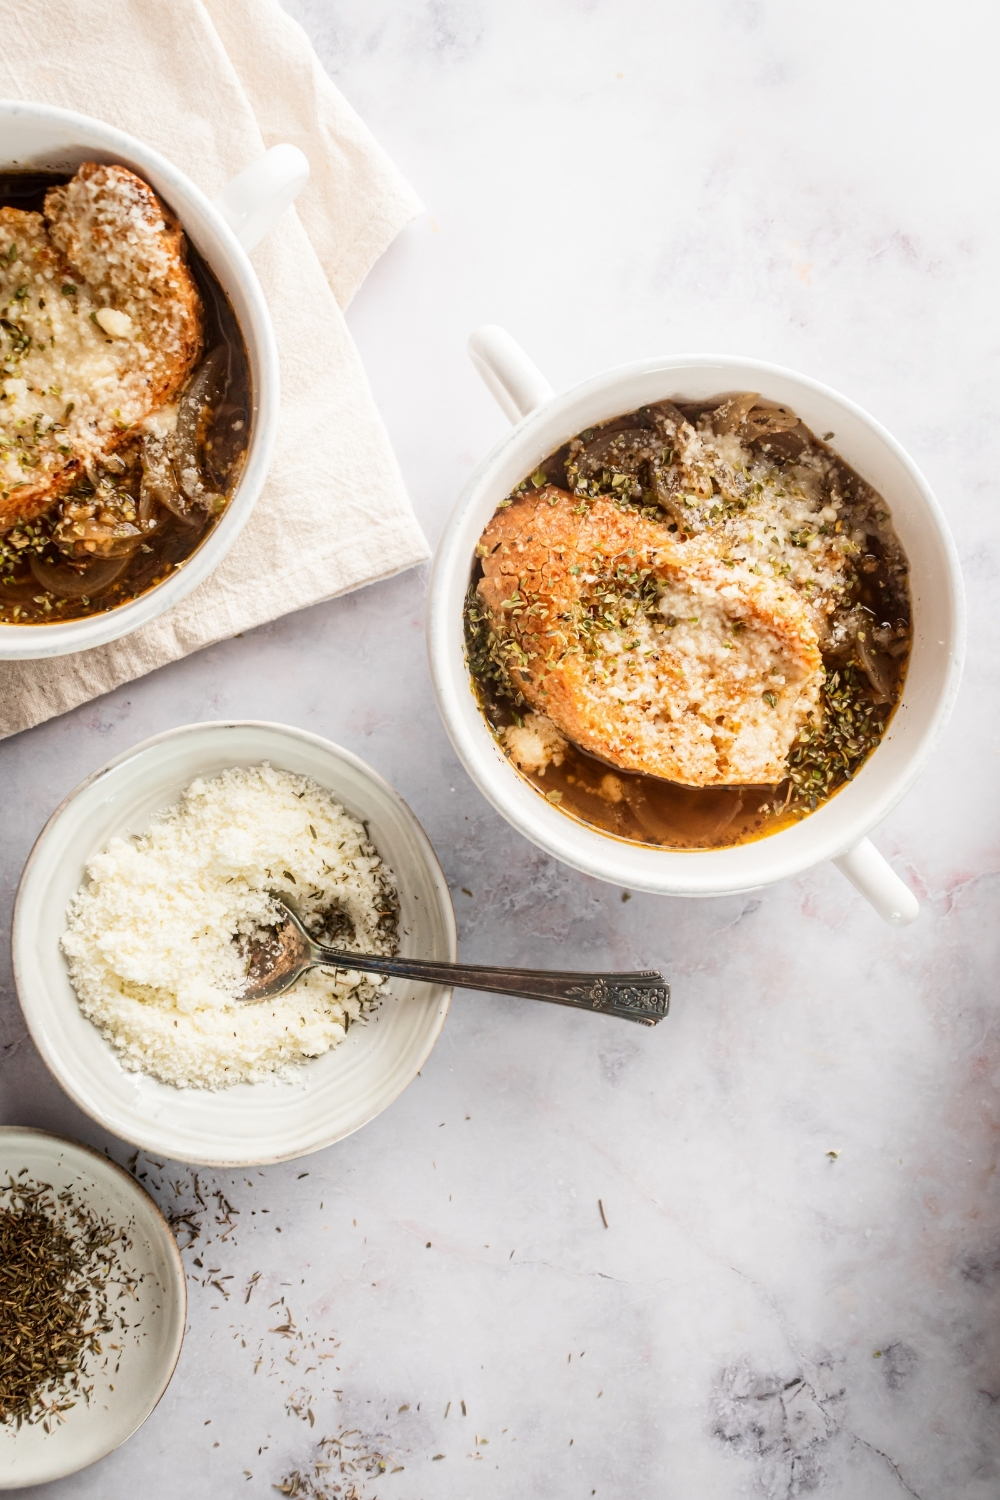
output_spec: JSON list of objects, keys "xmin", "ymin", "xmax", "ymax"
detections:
[
  {"xmin": 466, "ymin": 396, "xmax": 911, "ymax": 851},
  {"xmin": 530, "ymin": 740, "xmax": 796, "ymax": 849},
  {"xmin": 0, "ymin": 170, "xmax": 251, "ymax": 625}
]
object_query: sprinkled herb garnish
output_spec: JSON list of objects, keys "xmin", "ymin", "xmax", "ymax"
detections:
[
  {"xmin": 576, "ymin": 554, "xmax": 659, "ymax": 648},
  {"xmin": 786, "ymin": 665, "xmax": 891, "ymax": 809},
  {"xmin": 464, "ymin": 581, "xmax": 529, "ymax": 711}
]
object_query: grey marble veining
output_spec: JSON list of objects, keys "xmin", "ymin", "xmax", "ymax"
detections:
[{"xmin": 2, "ymin": 1, "xmax": 1000, "ymax": 1495}]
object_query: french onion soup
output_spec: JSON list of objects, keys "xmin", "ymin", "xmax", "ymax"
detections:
[
  {"xmin": 0, "ymin": 164, "xmax": 250, "ymax": 623},
  {"xmin": 465, "ymin": 394, "xmax": 911, "ymax": 850}
]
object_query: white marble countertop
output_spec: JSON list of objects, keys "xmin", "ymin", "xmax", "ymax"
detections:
[{"xmin": 2, "ymin": 2, "xmax": 999, "ymax": 1495}]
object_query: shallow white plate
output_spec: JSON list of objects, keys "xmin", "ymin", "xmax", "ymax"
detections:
[
  {"xmin": 0, "ymin": 1127, "xmax": 186, "ymax": 1490},
  {"xmin": 13, "ymin": 722, "xmax": 456, "ymax": 1167}
]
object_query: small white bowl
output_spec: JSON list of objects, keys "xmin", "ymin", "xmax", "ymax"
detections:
[
  {"xmin": 13, "ymin": 723, "xmax": 456, "ymax": 1167},
  {"xmin": 0, "ymin": 1126, "xmax": 185, "ymax": 1491}
]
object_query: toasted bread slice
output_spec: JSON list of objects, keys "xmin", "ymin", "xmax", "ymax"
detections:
[
  {"xmin": 477, "ymin": 486, "xmax": 823, "ymax": 787},
  {"xmin": 0, "ymin": 163, "xmax": 202, "ymax": 529}
]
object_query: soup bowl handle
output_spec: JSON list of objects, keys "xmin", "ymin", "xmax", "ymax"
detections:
[
  {"xmin": 833, "ymin": 838, "xmax": 918, "ymax": 926},
  {"xmin": 213, "ymin": 143, "xmax": 310, "ymax": 254},
  {"xmin": 469, "ymin": 324, "xmax": 555, "ymax": 421}
]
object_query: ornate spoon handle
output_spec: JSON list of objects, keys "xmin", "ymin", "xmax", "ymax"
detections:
[{"xmin": 311, "ymin": 946, "xmax": 670, "ymax": 1027}]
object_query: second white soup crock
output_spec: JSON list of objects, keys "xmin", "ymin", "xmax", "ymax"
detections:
[{"xmin": 0, "ymin": 99, "xmax": 309, "ymax": 660}]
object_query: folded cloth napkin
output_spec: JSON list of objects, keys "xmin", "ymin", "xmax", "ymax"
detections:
[{"xmin": 0, "ymin": 0, "xmax": 429, "ymax": 739}]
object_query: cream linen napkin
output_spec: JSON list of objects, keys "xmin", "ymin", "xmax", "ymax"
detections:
[{"xmin": 0, "ymin": 0, "xmax": 429, "ymax": 739}]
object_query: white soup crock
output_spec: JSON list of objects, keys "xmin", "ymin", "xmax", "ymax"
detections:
[{"xmin": 427, "ymin": 326, "xmax": 966, "ymax": 926}]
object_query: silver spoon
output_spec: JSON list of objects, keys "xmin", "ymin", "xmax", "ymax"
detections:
[{"xmin": 236, "ymin": 898, "xmax": 669, "ymax": 1026}]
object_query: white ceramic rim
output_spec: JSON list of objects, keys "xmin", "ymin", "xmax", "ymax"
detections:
[
  {"xmin": 428, "ymin": 352, "xmax": 966, "ymax": 897},
  {"xmin": 12, "ymin": 721, "xmax": 457, "ymax": 1165},
  {"xmin": 0, "ymin": 1125, "xmax": 186, "ymax": 1489},
  {"xmin": 0, "ymin": 99, "xmax": 280, "ymax": 658}
]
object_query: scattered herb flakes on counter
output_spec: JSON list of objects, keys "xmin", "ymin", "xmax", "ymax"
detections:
[
  {"xmin": 276, "ymin": 1429, "xmax": 404, "ymax": 1497},
  {"xmin": 121, "ymin": 1149, "xmax": 355, "ymax": 1440},
  {"xmin": 118, "ymin": 1150, "xmax": 407, "ymax": 1488},
  {"xmin": 0, "ymin": 1174, "xmax": 140, "ymax": 1430}
]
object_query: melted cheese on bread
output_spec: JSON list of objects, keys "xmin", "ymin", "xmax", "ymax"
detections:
[
  {"xmin": 477, "ymin": 486, "xmax": 823, "ymax": 787},
  {"xmin": 0, "ymin": 163, "xmax": 201, "ymax": 529}
]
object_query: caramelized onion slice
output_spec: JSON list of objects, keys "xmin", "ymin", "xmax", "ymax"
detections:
[
  {"xmin": 51, "ymin": 516, "xmax": 143, "ymax": 559},
  {"xmin": 711, "ymin": 392, "xmax": 759, "ymax": 435},
  {"xmin": 174, "ymin": 347, "xmax": 227, "ymax": 504},
  {"xmin": 138, "ymin": 484, "xmax": 166, "ymax": 531},
  {"xmin": 140, "ymin": 434, "xmax": 200, "ymax": 528},
  {"xmin": 82, "ymin": 525, "xmax": 142, "ymax": 559},
  {"xmin": 855, "ymin": 629, "xmax": 895, "ymax": 704},
  {"xmin": 29, "ymin": 553, "xmax": 129, "ymax": 598},
  {"xmin": 741, "ymin": 405, "xmax": 800, "ymax": 440},
  {"xmin": 575, "ymin": 427, "xmax": 656, "ymax": 480},
  {"xmin": 646, "ymin": 400, "xmax": 690, "ymax": 430},
  {"xmin": 203, "ymin": 401, "xmax": 248, "ymax": 489}
]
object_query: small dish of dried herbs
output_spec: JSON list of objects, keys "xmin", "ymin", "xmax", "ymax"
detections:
[{"xmin": 0, "ymin": 1127, "xmax": 185, "ymax": 1490}]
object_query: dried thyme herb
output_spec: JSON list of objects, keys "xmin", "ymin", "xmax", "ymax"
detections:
[
  {"xmin": 787, "ymin": 665, "xmax": 890, "ymax": 809},
  {"xmin": 464, "ymin": 579, "xmax": 529, "ymax": 710},
  {"xmin": 566, "ymin": 457, "xmax": 663, "ymax": 521},
  {"xmin": 576, "ymin": 554, "xmax": 659, "ymax": 651},
  {"xmin": 464, "ymin": 543, "xmax": 662, "ymax": 717},
  {"xmin": 0, "ymin": 517, "xmax": 49, "ymax": 582},
  {"xmin": 0, "ymin": 1174, "xmax": 129, "ymax": 1431},
  {"xmin": 275, "ymin": 1429, "xmax": 403, "ymax": 1497}
]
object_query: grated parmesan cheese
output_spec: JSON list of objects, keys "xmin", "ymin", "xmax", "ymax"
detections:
[
  {"xmin": 662, "ymin": 423, "xmax": 877, "ymax": 649},
  {"xmin": 61, "ymin": 765, "xmax": 399, "ymax": 1091}
]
